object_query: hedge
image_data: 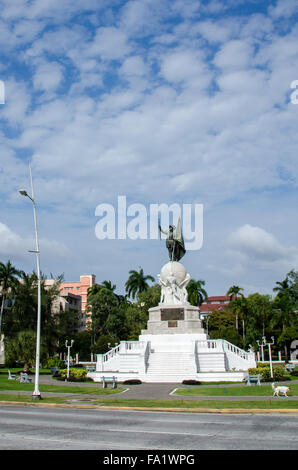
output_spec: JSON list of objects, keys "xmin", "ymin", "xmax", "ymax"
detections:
[{"xmin": 248, "ymin": 366, "xmax": 287, "ymax": 382}]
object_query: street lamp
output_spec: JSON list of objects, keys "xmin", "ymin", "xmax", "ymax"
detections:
[
  {"xmin": 263, "ymin": 336, "xmax": 275, "ymax": 379},
  {"xmin": 19, "ymin": 164, "xmax": 42, "ymax": 400},
  {"xmin": 65, "ymin": 340, "xmax": 74, "ymax": 381},
  {"xmin": 256, "ymin": 338, "xmax": 265, "ymax": 362}
]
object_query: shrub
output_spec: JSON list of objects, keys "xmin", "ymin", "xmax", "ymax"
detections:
[
  {"xmin": 182, "ymin": 380, "xmax": 201, "ymax": 385},
  {"xmin": 44, "ymin": 358, "xmax": 65, "ymax": 369},
  {"xmin": 59, "ymin": 368, "xmax": 88, "ymax": 382},
  {"xmin": 248, "ymin": 366, "xmax": 287, "ymax": 382},
  {"xmin": 122, "ymin": 379, "xmax": 142, "ymax": 385}
]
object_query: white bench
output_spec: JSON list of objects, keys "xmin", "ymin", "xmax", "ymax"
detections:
[
  {"xmin": 285, "ymin": 364, "xmax": 295, "ymax": 372},
  {"xmin": 101, "ymin": 376, "xmax": 117, "ymax": 389},
  {"xmin": 244, "ymin": 374, "xmax": 261, "ymax": 386},
  {"xmin": 8, "ymin": 370, "xmax": 16, "ymax": 380},
  {"xmin": 19, "ymin": 372, "xmax": 33, "ymax": 383}
]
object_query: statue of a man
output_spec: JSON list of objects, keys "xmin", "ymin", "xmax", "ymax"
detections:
[{"xmin": 158, "ymin": 217, "xmax": 186, "ymax": 262}]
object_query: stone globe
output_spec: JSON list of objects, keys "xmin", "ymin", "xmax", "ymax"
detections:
[{"xmin": 160, "ymin": 261, "xmax": 187, "ymax": 285}]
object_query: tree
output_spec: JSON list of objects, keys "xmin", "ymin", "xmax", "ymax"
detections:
[
  {"xmin": 100, "ymin": 280, "xmax": 116, "ymax": 292},
  {"xmin": 4, "ymin": 330, "xmax": 46, "ymax": 371},
  {"xmin": 187, "ymin": 279, "xmax": 208, "ymax": 306},
  {"xmin": 226, "ymin": 285, "xmax": 244, "ymax": 332},
  {"xmin": 245, "ymin": 293, "xmax": 273, "ymax": 344},
  {"xmin": 206, "ymin": 308, "xmax": 242, "ymax": 347},
  {"xmin": 87, "ymin": 286, "xmax": 126, "ymax": 350},
  {"xmin": 125, "ymin": 267, "xmax": 155, "ymax": 300},
  {"xmin": 0, "ymin": 260, "xmax": 23, "ymax": 335},
  {"xmin": 124, "ymin": 284, "xmax": 161, "ymax": 340},
  {"xmin": 3, "ymin": 271, "xmax": 61, "ymax": 358},
  {"xmin": 270, "ymin": 270, "xmax": 298, "ymax": 360}
]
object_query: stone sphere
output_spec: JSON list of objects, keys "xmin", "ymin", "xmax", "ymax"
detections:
[{"xmin": 160, "ymin": 261, "xmax": 187, "ymax": 285}]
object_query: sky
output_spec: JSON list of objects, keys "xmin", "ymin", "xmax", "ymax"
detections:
[{"xmin": 0, "ymin": 0, "xmax": 298, "ymax": 298}]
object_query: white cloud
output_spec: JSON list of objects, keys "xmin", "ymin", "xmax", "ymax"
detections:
[
  {"xmin": 213, "ymin": 39, "xmax": 254, "ymax": 71},
  {"xmin": 0, "ymin": 0, "xmax": 298, "ymax": 296},
  {"xmin": 227, "ymin": 224, "xmax": 298, "ymax": 268},
  {"xmin": 88, "ymin": 27, "xmax": 130, "ymax": 61},
  {"xmin": 0, "ymin": 222, "xmax": 71, "ymax": 260},
  {"xmin": 33, "ymin": 62, "xmax": 64, "ymax": 93}
]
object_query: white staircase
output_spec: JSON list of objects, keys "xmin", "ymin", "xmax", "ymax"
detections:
[
  {"xmin": 197, "ymin": 352, "xmax": 226, "ymax": 372},
  {"xmin": 145, "ymin": 351, "xmax": 193, "ymax": 382},
  {"xmin": 88, "ymin": 337, "xmax": 256, "ymax": 383}
]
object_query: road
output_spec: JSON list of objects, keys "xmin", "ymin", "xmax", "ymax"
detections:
[{"xmin": 0, "ymin": 404, "xmax": 298, "ymax": 451}]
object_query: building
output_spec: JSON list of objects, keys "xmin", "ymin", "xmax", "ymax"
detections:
[
  {"xmin": 199, "ymin": 296, "xmax": 231, "ymax": 319},
  {"xmin": 44, "ymin": 279, "xmax": 85, "ymax": 331},
  {"xmin": 60, "ymin": 274, "xmax": 96, "ymax": 325}
]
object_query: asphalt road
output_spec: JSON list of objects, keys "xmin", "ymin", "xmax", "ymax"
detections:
[{"xmin": 1, "ymin": 404, "xmax": 298, "ymax": 451}]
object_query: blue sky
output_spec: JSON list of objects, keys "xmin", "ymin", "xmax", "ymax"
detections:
[{"xmin": 0, "ymin": 0, "xmax": 298, "ymax": 297}]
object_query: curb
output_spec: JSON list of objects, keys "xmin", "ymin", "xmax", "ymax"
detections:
[{"xmin": 1, "ymin": 400, "xmax": 298, "ymax": 413}]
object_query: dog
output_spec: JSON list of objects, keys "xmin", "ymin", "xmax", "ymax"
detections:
[{"xmin": 271, "ymin": 382, "xmax": 291, "ymax": 397}]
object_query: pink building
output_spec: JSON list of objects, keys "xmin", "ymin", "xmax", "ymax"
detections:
[{"xmin": 60, "ymin": 274, "xmax": 96, "ymax": 322}]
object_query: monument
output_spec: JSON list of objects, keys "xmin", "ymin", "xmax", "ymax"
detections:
[{"xmin": 88, "ymin": 219, "xmax": 256, "ymax": 383}]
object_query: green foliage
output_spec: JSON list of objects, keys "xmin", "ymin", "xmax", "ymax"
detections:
[
  {"xmin": 248, "ymin": 365, "xmax": 286, "ymax": 382},
  {"xmin": 93, "ymin": 334, "xmax": 119, "ymax": 354},
  {"xmin": 0, "ymin": 260, "xmax": 23, "ymax": 334},
  {"xmin": 187, "ymin": 279, "xmax": 208, "ymax": 306},
  {"xmin": 209, "ymin": 327, "xmax": 243, "ymax": 348},
  {"xmin": 59, "ymin": 368, "xmax": 88, "ymax": 381},
  {"xmin": 125, "ymin": 267, "xmax": 155, "ymax": 299},
  {"xmin": 207, "ymin": 308, "xmax": 235, "ymax": 330},
  {"xmin": 124, "ymin": 284, "xmax": 161, "ymax": 340},
  {"xmin": 4, "ymin": 330, "xmax": 46, "ymax": 368},
  {"xmin": 87, "ymin": 286, "xmax": 126, "ymax": 342},
  {"xmin": 43, "ymin": 357, "xmax": 65, "ymax": 369}
]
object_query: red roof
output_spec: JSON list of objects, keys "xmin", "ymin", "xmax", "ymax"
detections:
[
  {"xmin": 204, "ymin": 296, "xmax": 230, "ymax": 302},
  {"xmin": 200, "ymin": 304, "xmax": 225, "ymax": 312}
]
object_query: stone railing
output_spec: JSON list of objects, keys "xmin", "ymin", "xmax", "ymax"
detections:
[
  {"xmin": 98, "ymin": 341, "xmax": 146, "ymax": 365},
  {"xmin": 196, "ymin": 339, "xmax": 252, "ymax": 359},
  {"xmin": 221, "ymin": 340, "xmax": 250, "ymax": 360},
  {"xmin": 196, "ymin": 339, "xmax": 220, "ymax": 350}
]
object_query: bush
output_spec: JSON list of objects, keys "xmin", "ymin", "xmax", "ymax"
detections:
[
  {"xmin": 122, "ymin": 379, "xmax": 142, "ymax": 385},
  {"xmin": 59, "ymin": 368, "xmax": 88, "ymax": 382},
  {"xmin": 182, "ymin": 380, "xmax": 201, "ymax": 385},
  {"xmin": 248, "ymin": 366, "xmax": 287, "ymax": 382},
  {"xmin": 256, "ymin": 362, "xmax": 270, "ymax": 368},
  {"xmin": 43, "ymin": 358, "xmax": 65, "ymax": 369}
]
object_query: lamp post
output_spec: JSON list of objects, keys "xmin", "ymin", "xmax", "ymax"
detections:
[
  {"xmin": 19, "ymin": 164, "xmax": 41, "ymax": 400},
  {"xmin": 65, "ymin": 340, "xmax": 74, "ymax": 381},
  {"xmin": 263, "ymin": 336, "xmax": 274, "ymax": 379},
  {"xmin": 256, "ymin": 338, "xmax": 265, "ymax": 362}
]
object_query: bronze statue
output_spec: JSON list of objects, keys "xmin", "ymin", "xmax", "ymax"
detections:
[{"xmin": 158, "ymin": 217, "xmax": 186, "ymax": 262}]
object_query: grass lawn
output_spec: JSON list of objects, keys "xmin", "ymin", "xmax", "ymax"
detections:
[
  {"xmin": 0, "ymin": 394, "xmax": 298, "ymax": 410},
  {"xmin": 174, "ymin": 383, "xmax": 298, "ymax": 397},
  {"xmin": 90, "ymin": 398, "xmax": 298, "ymax": 410},
  {"xmin": 0, "ymin": 370, "xmax": 125, "ymax": 395}
]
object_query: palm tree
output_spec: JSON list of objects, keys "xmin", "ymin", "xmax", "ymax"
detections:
[
  {"xmin": 125, "ymin": 267, "xmax": 155, "ymax": 300},
  {"xmin": 272, "ymin": 274, "xmax": 296, "ymax": 359},
  {"xmin": 100, "ymin": 280, "xmax": 116, "ymax": 292},
  {"xmin": 187, "ymin": 279, "xmax": 208, "ymax": 306},
  {"xmin": 226, "ymin": 285, "xmax": 244, "ymax": 332},
  {"xmin": 0, "ymin": 260, "xmax": 23, "ymax": 335}
]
